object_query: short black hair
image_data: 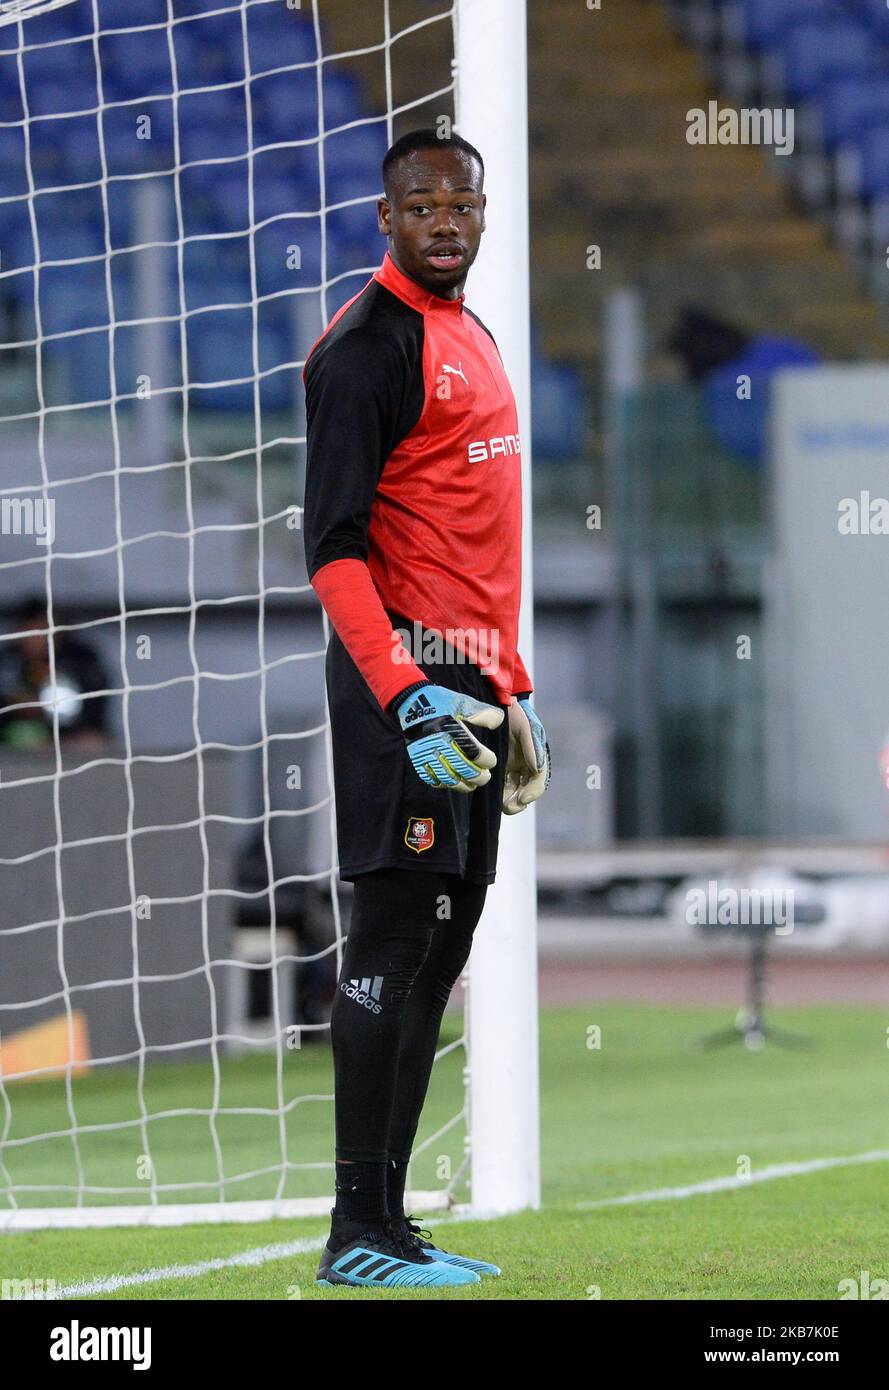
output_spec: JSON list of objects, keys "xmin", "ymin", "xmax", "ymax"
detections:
[
  {"xmin": 14, "ymin": 594, "xmax": 48, "ymax": 625},
  {"xmin": 382, "ymin": 128, "xmax": 484, "ymax": 198}
]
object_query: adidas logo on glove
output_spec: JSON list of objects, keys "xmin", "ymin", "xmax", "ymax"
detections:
[{"xmin": 402, "ymin": 692, "xmax": 436, "ymax": 726}]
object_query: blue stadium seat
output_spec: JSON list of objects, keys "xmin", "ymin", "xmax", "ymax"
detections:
[
  {"xmin": 251, "ymin": 148, "xmax": 322, "ymax": 209},
  {"xmin": 254, "ymin": 220, "xmax": 323, "ymax": 295},
  {"xmin": 325, "ymin": 120, "xmax": 387, "ymax": 171},
  {"xmin": 0, "ymin": 125, "xmax": 27, "ymax": 194},
  {"xmin": 34, "ymin": 220, "xmax": 100, "ymax": 265},
  {"xmin": 104, "ymin": 181, "xmax": 140, "ymax": 250},
  {"xmin": 322, "ymin": 72, "xmax": 364, "ymax": 128},
  {"xmin": 94, "ymin": 0, "xmax": 166, "ymax": 30},
  {"xmin": 854, "ymin": 121, "xmax": 889, "ymax": 199},
  {"xmin": 251, "ymin": 176, "xmax": 309, "ymax": 226},
  {"xmin": 22, "ymin": 47, "xmax": 97, "ymax": 117},
  {"xmin": 531, "ymin": 360, "xmax": 586, "ymax": 462},
  {"xmin": 0, "ymin": 212, "xmax": 28, "ymax": 296},
  {"xmin": 734, "ymin": 0, "xmax": 838, "ymax": 51},
  {"xmin": 170, "ymin": 0, "xmax": 235, "ymax": 17},
  {"xmin": 250, "ymin": 68, "xmax": 319, "ymax": 139},
  {"xmin": 39, "ymin": 258, "xmax": 109, "ymax": 335},
  {"xmin": 101, "ymin": 101, "xmax": 175, "ymax": 176},
  {"xmin": 778, "ymin": 18, "xmax": 876, "ymax": 100},
  {"xmin": 16, "ymin": 121, "xmax": 67, "ymax": 190},
  {"xmin": 4, "ymin": 222, "xmax": 36, "ymax": 282},
  {"xmin": 205, "ymin": 165, "xmax": 323, "ymax": 234},
  {"xmin": 257, "ymin": 304, "xmax": 293, "ymax": 406},
  {"xmin": 704, "ymin": 336, "xmax": 820, "ymax": 465},
  {"xmin": 324, "ymin": 202, "xmax": 380, "ymax": 261},
  {"xmin": 819, "ymin": 76, "xmax": 889, "ymax": 150},
  {"xmin": 57, "ymin": 115, "xmax": 105, "ymax": 181},
  {"xmin": 188, "ymin": 9, "xmax": 247, "ymax": 85},
  {"xmin": 177, "ymin": 88, "xmax": 249, "ymax": 163},
  {"xmin": 98, "ymin": 27, "xmax": 174, "ymax": 97},
  {"xmin": 246, "ymin": 12, "xmax": 318, "ymax": 74},
  {"xmin": 846, "ymin": 0, "xmax": 889, "ymax": 40},
  {"xmin": 187, "ymin": 308, "xmax": 255, "ymax": 409},
  {"xmin": 186, "ymin": 268, "xmax": 252, "ymax": 316},
  {"xmin": 0, "ymin": 57, "xmax": 24, "ymax": 122}
]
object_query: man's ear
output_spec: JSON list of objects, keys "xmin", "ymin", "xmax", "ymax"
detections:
[
  {"xmin": 377, "ymin": 196, "xmax": 391, "ymax": 234},
  {"xmin": 481, "ymin": 191, "xmax": 486, "ymax": 233}
]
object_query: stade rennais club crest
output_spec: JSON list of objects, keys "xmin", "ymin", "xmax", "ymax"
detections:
[{"xmin": 404, "ymin": 816, "xmax": 435, "ymax": 854}]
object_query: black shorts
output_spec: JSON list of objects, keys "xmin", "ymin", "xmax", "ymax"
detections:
[{"xmin": 325, "ymin": 610, "xmax": 510, "ymax": 885}]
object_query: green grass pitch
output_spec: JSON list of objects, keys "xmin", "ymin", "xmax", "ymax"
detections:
[{"xmin": 1, "ymin": 1004, "xmax": 888, "ymax": 1299}]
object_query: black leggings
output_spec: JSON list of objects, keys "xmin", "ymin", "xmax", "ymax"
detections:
[{"xmin": 330, "ymin": 867, "xmax": 487, "ymax": 1163}]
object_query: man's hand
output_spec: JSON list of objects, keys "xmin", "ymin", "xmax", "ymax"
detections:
[
  {"xmin": 502, "ymin": 695, "xmax": 551, "ymax": 814},
  {"xmin": 395, "ymin": 682, "xmax": 505, "ymax": 792}
]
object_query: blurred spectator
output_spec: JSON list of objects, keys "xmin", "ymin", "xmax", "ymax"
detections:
[
  {"xmin": 0, "ymin": 597, "xmax": 112, "ymax": 750},
  {"xmin": 669, "ymin": 307, "xmax": 821, "ymax": 466}
]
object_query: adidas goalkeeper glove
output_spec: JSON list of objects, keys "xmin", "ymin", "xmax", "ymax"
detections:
[
  {"xmin": 502, "ymin": 694, "xmax": 551, "ymax": 814},
  {"xmin": 394, "ymin": 681, "xmax": 505, "ymax": 792}
]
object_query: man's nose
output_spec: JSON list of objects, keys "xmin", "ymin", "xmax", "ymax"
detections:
[{"xmin": 431, "ymin": 210, "xmax": 459, "ymax": 237}]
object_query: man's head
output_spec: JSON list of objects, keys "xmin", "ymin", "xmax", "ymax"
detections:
[
  {"xmin": 378, "ymin": 128, "xmax": 485, "ymax": 299},
  {"xmin": 14, "ymin": 595, "xmax": 49, "ymax": 661}
]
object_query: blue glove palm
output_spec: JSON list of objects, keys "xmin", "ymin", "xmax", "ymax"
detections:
[{"xmin": 395, "ymin": 682, "xmax": 505, "ymax": 792}]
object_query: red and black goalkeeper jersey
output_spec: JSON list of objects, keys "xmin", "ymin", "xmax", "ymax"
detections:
[{"xmin": 302, "ymin": 250, "xmax": 532, "ymax": 712}]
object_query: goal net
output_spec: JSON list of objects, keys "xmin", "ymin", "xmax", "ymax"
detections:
[{"xmin": 0, "ymin": 0, "xmax": 536, "ymax": 1230}]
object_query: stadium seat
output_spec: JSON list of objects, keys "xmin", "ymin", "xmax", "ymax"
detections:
[
  {"xmin": 187, "ymin": 308, "xmax": 256, "ymax": 409},
  {"xmin": 250, "ymin": 68, "xmax": 319, "ymax": 139},
  {"xmin": 819, "ymin": 76, "xmax": 889, "ymax": 150},
  {"xmin": 93, "ymin": 0, "xmax": 166, "ymax": 30},
  {"xmin": 853, "ymin": 121, "xmax": 889, "ymax": 199},
  {"xmin": 101, "ymin": 106, "xmax": 175, "ymax": 178},
  {"xmin": 777, "ymin": 18, "xmax": 876, "ymax": 101},
  {"xmin": 97, "ymin": 27, "xmax": 173, "ymax": 97},
  {"xmin": 324, "ymin": 124, "xmax": 389, "ymax": 186},
  {"xmin": 22, "ymin": 50, "xmax": 97, "ymax": 119},
  {"xmin": 178, "ymin": 89, "xmax": 249, "ymax": 163},
  {"xmin": 532, "ymin": 362, "xmax": 586, "ymax": 463},
  {"xmin": 0, "ymin": 125, "xmax": 27, "ymax": 195},
  {"xmin": 728, "ymin": 0, "xmax": 837, "ymax": 51},
  {"xmin": 39, "ymin": 259, "xmax": 110, "ymax": 336},
  {"xmin": 0, "ymin": 57, "xmax": 24, "ymax": 122},
  {"xmin": 847, "ymin": 0, "xmax": 889, "ymax": 41},
  {"xmin": 246, "ymin": 14, "xmax": 318, "ymax": 74},
  {"xmin": 57, "ymin": 116, "xmax": 106, "ymax": 181},
  {"xmin": 0, "ymin": 0, "xmax": 577, "ymax": 424},
  {"xmin": 704, "ymin": 336, "xmax": 821, "ymax": 465},
  {"xmin": 254, "ymin": 221, "xmax": 324, "ymax": 295},
  {"xmin": 322, "ymin": 72, "xmax": 366, "ymax": 128}
]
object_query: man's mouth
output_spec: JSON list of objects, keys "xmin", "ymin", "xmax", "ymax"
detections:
[{"xmin": 426, "ymin": 246, "xmax": 464, "ymax": 270}]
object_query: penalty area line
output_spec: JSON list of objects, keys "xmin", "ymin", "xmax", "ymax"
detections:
[{"xmin": 576, "ymin": 1148, "xmax": 889, "ymax": 1209}]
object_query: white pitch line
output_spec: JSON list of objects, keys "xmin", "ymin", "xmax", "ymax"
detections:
[
  {"xmin": 26, "ymin": 1216, "xmax": 464, "ymax": 1300},
  {"xmin": 575, "ymin": 1149, "xmax": 889, "ymax": 1209},
  {"xmin": 35, "ymin": 1235, "xmax": 326, "ymax": 1300},
  {"xmin": 19, "ymin": 1152, "xmax": 889, "ymax": 1299}
]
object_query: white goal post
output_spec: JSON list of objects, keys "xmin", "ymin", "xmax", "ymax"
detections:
[
  {"xmin": 0, "ymin": 0, "xmax": 539, "ymax": 1228},
  {"xmin": 457, "ymin": 0, "xmax": 540, "ymax": 1217}
]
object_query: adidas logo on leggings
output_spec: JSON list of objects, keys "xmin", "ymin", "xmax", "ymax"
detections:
[{"xmin": 340, "ymin": 976, "xmax": 384, "ymax": 1014}]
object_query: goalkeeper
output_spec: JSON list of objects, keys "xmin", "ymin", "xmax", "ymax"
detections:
[{"xmin": 302, "ymin": 129, "xmax": 550, "ymax": 1289}]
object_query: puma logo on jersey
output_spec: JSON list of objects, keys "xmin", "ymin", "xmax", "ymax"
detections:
[
  {"xmin": 468, "ymin": 434, "xmax": 522, "ymax": 463},
  {"xmin": 442, "ymin": 362, "xmax": 469, "ymax": 387}
]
